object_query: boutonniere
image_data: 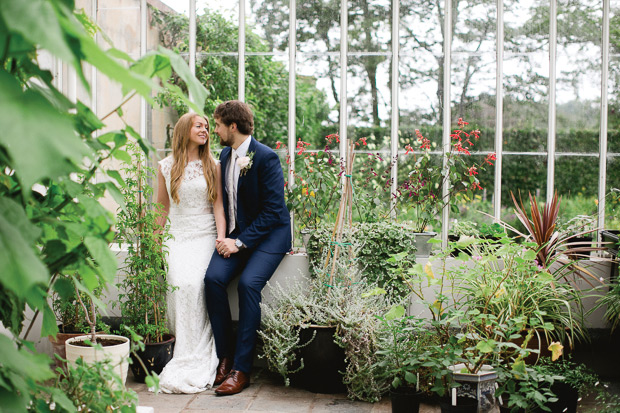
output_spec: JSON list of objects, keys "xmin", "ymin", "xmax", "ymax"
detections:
[{"xmin": 237, "ymin": 151, "xmax": 254, "ymax": 176}]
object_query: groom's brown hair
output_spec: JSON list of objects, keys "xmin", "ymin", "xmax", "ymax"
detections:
[{"xmin": 214, "ymin": 100, "xmax": 254, "ymax": 135}]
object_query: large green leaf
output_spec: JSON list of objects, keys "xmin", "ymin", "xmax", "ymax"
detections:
[
  {"xmin": 0, "ymin": 71, "xmax": 92, "ymax": 192},
  {"xmin": 159, "ymin": 46, "xmax": 208, "ymax": 113},
  {"xmin": 0, "ymin": 201, "xmax": 48, "ymax": 296},
  {"xmin": 0, "ymin": 335, "xmax": 54, "ymax": 383},
  {"xmin": 0, "ymin": 0, "xmax": 82, "ymax": 84},
  {"xmin": 84, "ymin": 236, "xmax": 117, "ymax": 282}
]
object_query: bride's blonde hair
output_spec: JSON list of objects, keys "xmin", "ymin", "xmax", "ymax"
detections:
[{"xmin": 170, "ymin": 113, "xmax": 217, "ymax": 204}]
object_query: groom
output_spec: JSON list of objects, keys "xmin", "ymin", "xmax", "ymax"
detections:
[{"xmin": 204, "ymin": 100, "xmax": 291, "ymax": 396}]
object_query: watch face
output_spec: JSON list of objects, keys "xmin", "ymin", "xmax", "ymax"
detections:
[{"xmin": 235, "ymin": 239, "xmax": 242, "ymax": 248}]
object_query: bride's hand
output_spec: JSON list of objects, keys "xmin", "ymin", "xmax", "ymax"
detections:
[{"xmin": 216, "ymin": 238, "xmax": 239, "ymax": 258}]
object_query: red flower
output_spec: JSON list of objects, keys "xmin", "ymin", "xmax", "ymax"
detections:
[
  {"xmin": 485, "ymin": 153, "xmax": 496, "ymax": 165},
  {"xmin": 471, "ymin": 182, "xmax": 482, "ymax": 190},
  {"xmin": 468, "ymin": 166, "xmax": 478, "ymax": 176},
  {"xmin": 276, "ymin": 141, "xmax": 282, "ymax": 149},
  {"xmin": 405, "ymin": 144, "xmax": 415, "ymax": 155},
  {"xmin": 457, "ymin": 118, "xmax": 469, "ymax": 127}
]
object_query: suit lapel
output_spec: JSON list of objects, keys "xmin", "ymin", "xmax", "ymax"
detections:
[{"xmin": 237, "ymin": 137, "xmax": 256, "ymax": 191}]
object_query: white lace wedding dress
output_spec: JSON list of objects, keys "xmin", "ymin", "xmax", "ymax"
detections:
[{"xmin": 155, "ymin": 156, "xmax": 219, "ymax": 394}]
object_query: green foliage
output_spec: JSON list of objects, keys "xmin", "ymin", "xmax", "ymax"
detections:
[
  {"xmin": 495, "ymin": 362, "xmax": 559, "ymax": 413},
  {"xmin": 52, "ymin": 282, "xmax": 108, "ymax": 334},
  {"xmin": 259, "ymin": 275, "xmax": 394, "ymax": 402},
  {"xmin": 306, "ymin": 222, "xmax": 416, "ymax": 300},
  {"xmin": 49, "ymin": 357, "xmax": 138, "ymax": 412},
  {"xmin": 396, "ymin": 121, "xmax": 494, "ymax": 232},
  {"xmin": 151, "ymin": 7, "xmax": 329, "ymax": 148},
  {"xmin": 374, "ymin": 311, "xmax": 435, "ymax": 391},
  {"xmin": 590, "ymin": 282, "xmax": 620, "ymax": 332},
  {"xmin": 115, "ymin": 147, "xmax": 174, "ymax": 343},
  {"xmin": 452, "ymin": 237, "xmax": 586, "ymax": 346},
  {"xmin": 0, "ymin": 0, "xmax": 204, "ymax": 409}
]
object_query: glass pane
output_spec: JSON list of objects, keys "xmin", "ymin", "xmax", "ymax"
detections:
[
  {"xmin": 197, "ymin": 0, "xmax": 237, "ymax": 20},
  {"xmin": 351, "ymin": 149, "xmax": 393, "ymax": 222},
  {"xmin": 245, "ymin": 55, "xmax": 289, "ymax": 148},
  {"xmin": 556, "ymin": 0, "xmax": 601, "ymax": 140},
  {"xmin": 298, "ymin": 54, "xmax": 341, "ymax": 148},
  {"xmin": 555, "ymin": 155, "xmax": 599, "ymax": 199},
  {"xmin": 504, "ymin": 1, "xmax": 549, "ymax": 152},
  {"xmin": 450, "ymin": 154, "xmax": 495, "ymax": 227},
  {"xmin": 157, "ymin": 0, "xmax": 191, "ymax": 15},
  {"xmin": 295, "ymin": 0, "xmax": 342, "ymax": 54},
  {"xmin": 503, "ymin": 53, "xmax": 549, "ymax": 137},
  {"xmin": 347, "ymin": 55, "xmax": 391, "ymax": 128},
  {"xmin": 452, "ymin": 1, "xmax": 496, "ymax": 54},
  {"xmin": 249, "ymin": 0, "xmax": 289, "ymax": 53},
  {"xmin": 450, "ymin": 52, "xmax": 496, "ymax": 153},
  {"xmin": 348, "ymin": 0, "xmax": 391, "ymax": 53},
  {"xmin": 197, "ymin": 8, "xmax": 238, "ymax": 53},
  {"xmin": 501, "ymin": 155, "xmax": 547, "ymax": 225},
  {"xmin": 399, "ymin": 0, "xmax": 444, "ymax": 126}
]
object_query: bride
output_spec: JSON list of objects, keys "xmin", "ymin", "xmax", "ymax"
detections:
[{"xmin": 154, "ymin": 112, "xmax": 226, "ymax": 393}]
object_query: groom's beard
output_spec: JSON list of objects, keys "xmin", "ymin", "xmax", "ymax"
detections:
[{"xmin": 219, "ymin": 131, "xmax": 233, "ymax": 147}]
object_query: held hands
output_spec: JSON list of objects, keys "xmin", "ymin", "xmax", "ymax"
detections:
[{"xmin": 216, "ymin": 238, "xmax": 239, "ymax": 258}]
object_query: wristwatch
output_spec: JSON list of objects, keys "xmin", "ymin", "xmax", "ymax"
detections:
[{"xmin": 234, "ymin": 238, "xmax": 246, "ymax": 250}]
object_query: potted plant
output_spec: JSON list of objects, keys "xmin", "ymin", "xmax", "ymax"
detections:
[
  {"xmin": 534, "ymin": 357, "xmax": 599, "ymax": 413},
  {"xmin": 259, "ymin": 246, "xmax": 394, "ymax": 402},
  {"xmin": 375, "ymin": 306, "xmax": 435, "ymax": 413},
  {"xmin": 495, "ymin": 361, "xmax": 559, "ymax": 413},
  {"xmin": 64, "ymin": 277, "xmax": 131, "ymax": 385},
  {"xmin": 557, "ymin": 214, "xmax": 597, "ymax": 260},
  {"xmin": 395, "ymin": 119, "xmax": 495, "ymax": 257},
  {"xmin": 49, "ymin": 279, "xmax": 108, "ymax": 369},
  {"xmin": 114, "ymin": 147, "xmax": 175, "ymax": 383}
]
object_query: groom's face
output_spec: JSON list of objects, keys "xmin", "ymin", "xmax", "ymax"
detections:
[{"xmin": 214, "ymin": 118, "xmax": 234, "ymax": 147}]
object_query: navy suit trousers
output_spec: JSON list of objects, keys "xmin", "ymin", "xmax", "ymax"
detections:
[{"xmin": 204, "ymin": 248, "xmax": 285, "ymax": 373}]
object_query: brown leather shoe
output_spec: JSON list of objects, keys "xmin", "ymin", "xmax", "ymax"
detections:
[
  {"xmin": 214, "ymin": 370, "xmax": 250, "ymax": 396},
  {"xmin": 214, "ymin": 357, "xmax": 233, "ymax": 386}
]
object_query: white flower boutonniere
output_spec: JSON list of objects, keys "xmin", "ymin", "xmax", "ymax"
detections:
[{"xmin": 237, "ymin": 151, "xmax": 254, "ymax": 176}]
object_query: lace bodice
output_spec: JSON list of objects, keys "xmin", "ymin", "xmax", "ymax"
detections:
[{"xmin": 158, "ymin": 156, "xmax": 214, "ymax": 210}]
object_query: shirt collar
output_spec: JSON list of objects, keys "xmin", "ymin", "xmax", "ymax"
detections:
[{"xmin": 233, "ymin": 136, "xmax": 252, "ymax": 159}]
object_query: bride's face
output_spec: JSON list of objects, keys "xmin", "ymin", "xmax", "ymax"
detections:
[{"xmin": 188, "ymin": 116, "xmax": 209, "ymax": 147}]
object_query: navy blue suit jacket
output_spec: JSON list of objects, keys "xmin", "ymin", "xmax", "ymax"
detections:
[{"xmin": 220, "ymin": 137, "xmax": 291, "ymax": 254}]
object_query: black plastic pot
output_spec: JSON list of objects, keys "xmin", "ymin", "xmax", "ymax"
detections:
[
  {"xmin": 546, "ymin": 381, "xmax": 578, "ymax": 413},
  {"xmin": 129, "ymin": 334, "xmax": 175, "ymax": 383},
  {"xmin": 498, "ymin": 404, "xmax": 525, "ymax": 413},
  {"xmin": 390, "ymin": 387, "xmax": 423, "ymax": 413},
  {"xmin": 290, "ymin": 325, "xmax": 346, "ymax": 394},
  {"xmin": 439, "ymin": 396, "xmax": 478, "ymax": 413}
]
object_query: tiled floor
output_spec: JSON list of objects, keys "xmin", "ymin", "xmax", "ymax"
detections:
[
  {"xmin": 127, "ymin": 369, "xmax": 618, "ymax": 413},
  {"xmin": 128, "ymin": 368, "xmax": 439, "ymax": 413}
]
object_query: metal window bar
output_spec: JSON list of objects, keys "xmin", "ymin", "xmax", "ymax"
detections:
[
  {"xmin": 339, "ymin": 0, "xmax": 348, "ymax": 175},
  {"xmin": 547, "ymin": 0, "xmax": 557, "ymax": 204},
  {"xmin": 494, "ymin": 0, "xmax": 504, "ymax": 222},
  {"xmin": 441, "ymin": 0, "xmax": 453, "ymax": 249},
  {"xmin": 239, "ymin": 0, "xmax": 245, "ymax": 101},
  {"xmin": 390, "ymin": 0, "xmax": 399, "ymax": 219},
  {"xmin": 288, "ymin": 0, "xmax": 297, "ymax": 243},
  {"xmin": 598, "ymin": 0, "xmax": 611, "ymax": 234}
]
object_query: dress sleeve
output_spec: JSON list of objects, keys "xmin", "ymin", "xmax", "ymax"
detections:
[{"xmin": 158, "ymin": 156, "xmax": 173, "ymax": 180}]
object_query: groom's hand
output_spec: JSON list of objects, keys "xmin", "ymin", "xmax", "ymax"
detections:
[{"xmin": 216, "ymin": 238, "xmax": 239, "ymax": 258}]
